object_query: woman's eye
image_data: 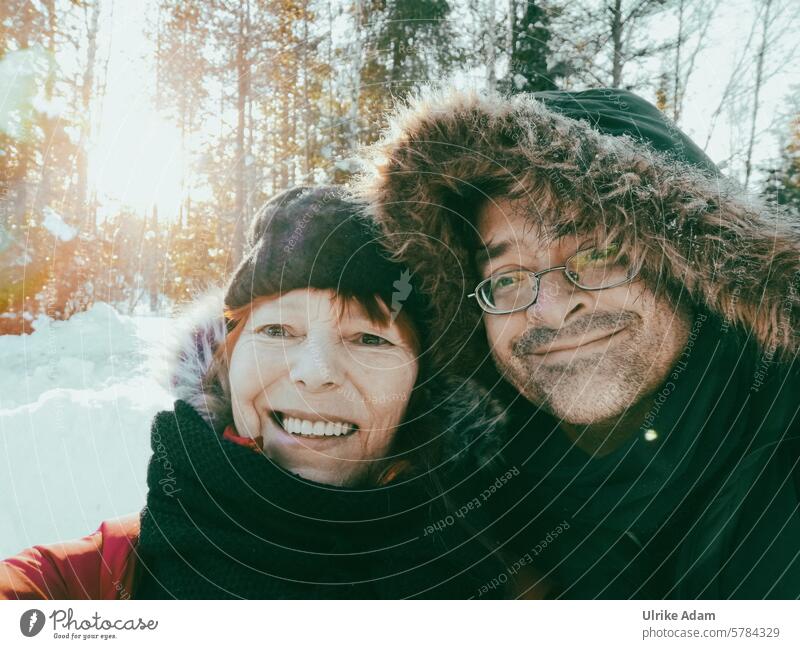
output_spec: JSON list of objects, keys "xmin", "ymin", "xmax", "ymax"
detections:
[
  {"xmin": 258, "ymin": 324, "xmax": 291, "ymax": 338},
  {"xmin": 358, "ymin": 333, "xmax": 391, "ymax": 346}
]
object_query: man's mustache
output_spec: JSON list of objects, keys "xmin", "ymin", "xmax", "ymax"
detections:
[{"xmin": 511, "ymin": 311, "xmax": 638, "ymax": 357}]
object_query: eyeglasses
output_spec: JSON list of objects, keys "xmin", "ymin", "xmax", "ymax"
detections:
[{"xmin": 468, "ymin": 244, "xmax": 641, "ymax": 315}]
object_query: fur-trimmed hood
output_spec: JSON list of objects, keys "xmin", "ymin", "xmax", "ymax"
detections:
[
  {"xmin": 352, "ymin": 88, "xmax": 800, "ymax": 372},
  {"xmin": 159, "ymin": 288, "xmax": 508, "ymax": 474}
]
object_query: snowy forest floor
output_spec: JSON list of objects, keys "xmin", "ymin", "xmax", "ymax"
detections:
[{"xmin": 1, "ymin": 303, "xmax": 175, "ymax": 558}]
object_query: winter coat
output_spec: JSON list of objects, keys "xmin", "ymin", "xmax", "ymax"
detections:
[
  {"xmin": 353, "ymin": 88, "xmax": 800, "ymax": 598},
  {"xmin": 0, "ymin": 516, "xmax": 139, "ymax": 600},
  {"xmin": 0, "ymin": 290, "xmax": 521, "ymax": 600}
]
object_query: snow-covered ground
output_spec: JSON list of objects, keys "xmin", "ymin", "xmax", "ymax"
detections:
[{"xmin": 0, "ymin": 303, "xmax": 175, "ymax": 558}]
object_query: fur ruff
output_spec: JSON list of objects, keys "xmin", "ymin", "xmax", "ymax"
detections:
[{"xmin": 352, "ymin": 88, "xmax": 800, "ymax": 372}]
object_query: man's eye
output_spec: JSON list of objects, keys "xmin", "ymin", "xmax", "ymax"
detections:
[
  {"xmin": 491, "ymin": 272, "xmax": 524, "ymax": 291},
  {"xmin": 588, "ymin": 243, "xmax": 621, "ymax": 261},
  {"xmin": 258, "ymin": 324, "xmax": 291, "ymax": 337},
  {"xmin": 590, "ymin": 245, "xmax": 616, "ymax": 260},
  {"xmin": 495, "ymin": 276, "xmax": 517, "ymax": 288},
  {"xmin": 572, "ymin": 244, "xmax": 621, "ymax": 269},
  {"xmin": 358, "ymin": 333, "xmax": 390, "ymax": 346}
]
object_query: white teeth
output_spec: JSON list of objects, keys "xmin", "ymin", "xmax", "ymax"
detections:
[{"xmin": 279, "ymin": 413, "xmax": 356, "ymax": 437}]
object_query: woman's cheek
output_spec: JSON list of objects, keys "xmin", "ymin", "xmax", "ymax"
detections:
[
  {"xmin": 361, "ymin": 364, "xmax": 417, "ymax": 434},
  {"xmin": 232, "ymin": 396, "xmax": 261, "ymax": 440},
  {"xmin": 230, "ymin": 355, "xmax": 263, "ymax": 440}
]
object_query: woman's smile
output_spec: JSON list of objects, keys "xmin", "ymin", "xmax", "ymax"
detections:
[
  {"xmin": 270, "ymin": 409, "xmax": 359, "ymax": 438},
  {"xmin": 279, "ymin": 413, "xmax": 357, "ymax": 437},
  {"xmin": 261, "ymin": 410, "xmax": 360, "ymax": 453},
  {"xmin": 229, "ymin": 288, "xmax": 420, "ymax": 485}
]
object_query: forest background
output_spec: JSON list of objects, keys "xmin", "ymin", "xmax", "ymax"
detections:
[{"xmin": 2, "ymin": 0, "xmax": 799, "ymax": 328}]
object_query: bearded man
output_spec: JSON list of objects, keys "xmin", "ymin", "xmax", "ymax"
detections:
[{"xmin": 355, "ymin": 88, "xmax": 800, "ymax": 598}]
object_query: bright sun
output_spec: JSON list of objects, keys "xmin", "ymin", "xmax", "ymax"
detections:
[{"xmin": 89, "ymin": 100, "xmax": 187, "ymax": 221}]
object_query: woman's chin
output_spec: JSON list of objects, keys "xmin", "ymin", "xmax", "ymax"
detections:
[
  {"xmin": 273, "ymin": 456, "xmax": 356, "ymax": 486},
  {"xmin": 295, "ymin": 465, "xmax": 352, "ymax": 486}
]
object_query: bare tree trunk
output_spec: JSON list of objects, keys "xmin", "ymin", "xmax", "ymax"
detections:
[
  {"xmin": 148, "ymin": 204, "xmax": 160, "ymax": 312},
  {"xmin": 390, "ymin": 25, "xmax": 402, "ymax": 88},
  {"xmin": 610, "ymin": 0, "xmax": 623, "ymax": 88},
  {"xmin": 12, "ymin": 1, "xmax": 35, "ymax": 226},
  {"xmin": 289, "ymin": 85, "xmax": 297, "ymax": 186},
  {"xmin": 75, "ymin": 0, "xmax": 100, "ymax": 230},
  {"xmin": 232, "ymin": 0, "xmax": 250, "ymax": 266},
  {"xmin": 507, "ymin": 0, "xmax": 515, "ymax": 66},
  {"xmin": 179, "ymin": 17, "xmax": 188, "ymax": 226},
  {"xmin": 246, "ymin": 91, "xmax": 256, "ymax": 227},
  {"xmin": 672, "ymin": 0, "xmax": 684, "ymax": 122},
  {"xmin": 484, "ymin": 0, "xmax": 497, "ymax": 88},
  {"xmin": 349, "ymin": 0, "xmax": 362, "ymax": 148},
  {"xmin": 327, "ymin": 0, "xmax": 335, "ymax": 134},
  {"xmin": 302, "ymin": 0, "xmax": 312, "ymax": 180},
  {"xmin": 744, "ymin": 0, "xmax": 773, "ymax": 190},
  {"xmin": 34, "ymin": 0, "xmax": 57, "ymax": 217}
]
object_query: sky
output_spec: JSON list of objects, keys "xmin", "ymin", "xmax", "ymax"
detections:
[{"xmin": 83, "ymin": 0, "xmax": 800, "ymax": 218}]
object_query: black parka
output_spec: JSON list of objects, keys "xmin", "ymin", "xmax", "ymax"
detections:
[{"xmin": 356, "ymin": 87, "xmax": 800, "ymax": 599}]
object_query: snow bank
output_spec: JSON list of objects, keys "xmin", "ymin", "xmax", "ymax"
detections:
[{"xmin": 0, "ymin": 303, "xmax": 174, "ymax": 558}]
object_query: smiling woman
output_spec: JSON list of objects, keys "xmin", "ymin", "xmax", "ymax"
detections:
[
  {"xmin": 226, "ymin": 290, "xmax": 420, "ymax": 486},
  {"xmin": 127, "ymin": 186, "xmax": 512, "ymax": 598},
  {"xmin": 205, "ymin": 185, "xmax": 438, "ymax": 490},
  {"xmin": 1, "ymin": 186, "xmax": 517, "ymax": 600}
]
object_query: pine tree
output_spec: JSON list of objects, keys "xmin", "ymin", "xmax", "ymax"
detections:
[
  {"xmin": 356, "ymin": 0, "xmax": 455, "ymax": 143},
  {"xmin": 501, "ymin": 0, "xmax": 557, "ymax": 93}
]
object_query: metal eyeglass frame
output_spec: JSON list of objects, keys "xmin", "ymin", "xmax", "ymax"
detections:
[{"xmin": 467, "ymin": 247, "xmax": 642, "ymax": 315}]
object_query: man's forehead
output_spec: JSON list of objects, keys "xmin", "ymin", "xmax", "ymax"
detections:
[
  {"xmin": 475, "ymin": 197, "xmax": 556, "ymax": 252},
  {"xmin": 471, "ymin": 199, "xmax": 608, "ymax": 272}
]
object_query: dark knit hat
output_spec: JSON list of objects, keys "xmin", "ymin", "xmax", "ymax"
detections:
[
  {"xmin": 533, "ymin": 88, "xmax": 718, "ymax": 173},
  {"xmin": 221, "ymin": 186, "xmax": 502, "ymax": 476},
  {"xmin": 224, "ymin": 185, "xmax": 429, "ymax": 337}
]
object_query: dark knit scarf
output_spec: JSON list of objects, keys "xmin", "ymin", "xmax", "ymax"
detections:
[
  {"xmin": 475, "ymin": 311, "xmax": 800, "ymax": 598},
  {"xmin": 134, "ymin": 400, "xmax": 504, "ymax": 599}
]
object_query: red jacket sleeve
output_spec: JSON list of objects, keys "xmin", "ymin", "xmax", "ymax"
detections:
[{"xmin": 0, "ymin": 514, "xmax": 140, "ymax": 600}]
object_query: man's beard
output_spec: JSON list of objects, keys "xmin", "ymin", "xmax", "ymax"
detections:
[{"xmin": 496, "ymin": 311, "xmax": 658, "ymax": 425}]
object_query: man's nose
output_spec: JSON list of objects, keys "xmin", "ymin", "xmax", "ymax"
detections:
[
  {"xmin": 288, "ymin": 338, "xmax": 343, "ymax": 391},
  {"xmin": 525, "ymin": 270, "xmax": 591, "ymax": 328}
]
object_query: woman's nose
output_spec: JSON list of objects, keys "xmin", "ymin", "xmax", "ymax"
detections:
[{"xmin": 288, "ymin": 338, "xmax": 342, "ymax": 391}]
